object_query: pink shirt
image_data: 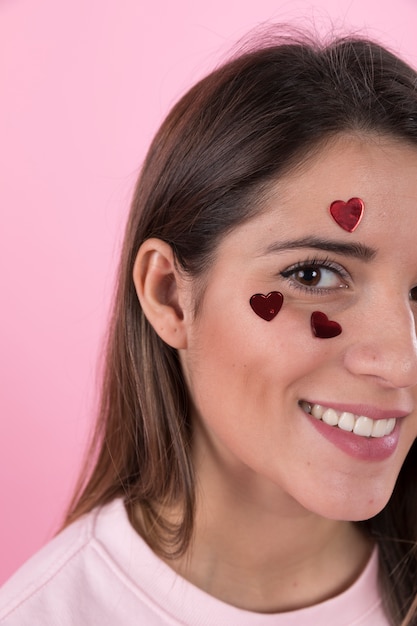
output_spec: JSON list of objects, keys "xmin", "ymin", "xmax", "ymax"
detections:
[{"xmin": 0, "ymin": 499, "xmax": 389, "ymax": 625}]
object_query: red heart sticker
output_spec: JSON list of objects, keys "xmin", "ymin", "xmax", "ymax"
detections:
[
  {"xmin": 250, "ymin": 291, "xmax": 283, "ymax": 321},
  {"xmin": 311, "ymin": 311, "xmax": 342, "ymax": 339},
  {"xmin": 329, "ymin": 197, "xmax": 364, "ymax": 232}
]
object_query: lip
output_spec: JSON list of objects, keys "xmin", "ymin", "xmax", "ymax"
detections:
[{"xmin": 301, "ymin": 401, "xmax": 407, "ymax": 461}]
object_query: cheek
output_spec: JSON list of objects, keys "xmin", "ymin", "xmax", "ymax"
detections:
[
  {"xmin": 185, "ymin": 307, "xmax": 331, "ymax": 414},
  {"xmin": 244, "ymin": 307, "xmax": 336, "ymax": 374}
]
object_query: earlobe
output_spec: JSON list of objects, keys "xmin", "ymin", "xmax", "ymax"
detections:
[{"xmin": 133, "ymin": 238, "xmax": 188, "ymax": 349}]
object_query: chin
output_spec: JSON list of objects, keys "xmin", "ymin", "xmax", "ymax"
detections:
[
  {"xmin": 300, "ymin": 483, "xmax": 395, "ymax": 523},
  {"xmin": 334, "ymin": 498, "xmax": 391, "ymax": 523}
]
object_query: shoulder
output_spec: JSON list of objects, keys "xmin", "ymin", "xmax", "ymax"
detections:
[{"xmin": 0, "ymin": 499, "xmax": 150, "ymax": 626}]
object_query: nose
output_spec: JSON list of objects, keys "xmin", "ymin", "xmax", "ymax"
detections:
[{"xmin": 343, "ymin": 298, "xmax": 417, "ymax": 389}]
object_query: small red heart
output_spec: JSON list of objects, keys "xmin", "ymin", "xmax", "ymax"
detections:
[
  {"xmin": 250, "ymin": 291, "xmax": 283, "ymax": 321},
  {"xmin": 329, "ymin": 197, "xmax": 364, "ymax": 233},
  {"xmin": 311, "ymin": 311, "xmax": 342, "ymax": 338}
]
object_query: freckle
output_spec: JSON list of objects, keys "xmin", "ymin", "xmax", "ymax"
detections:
[{"xmin": 292, "ymin": 580, "xmax": 298, "ymax": 588}]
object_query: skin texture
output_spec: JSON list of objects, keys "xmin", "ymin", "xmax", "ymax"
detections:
[{"xmin": 134, "ymin": 133, "xmax": 417, "ymax": 612}]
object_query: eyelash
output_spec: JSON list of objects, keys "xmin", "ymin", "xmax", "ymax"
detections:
[{"xmin": 280, "ymin": 256, "xmax": 350, "ymax": 295}]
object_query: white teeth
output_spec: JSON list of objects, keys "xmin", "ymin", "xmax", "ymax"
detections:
[
  {"xmin": 300, "ymin": 401, "xmax": 397, "ymax": 438},
  {"xmin": 353, "ymin": 416, "xmax": 373, "ymax": 437},
  {"xmin": 311, "ymin": 404, "xmax": 324, "ymax": 419},
  {"xmin": 338, "ymin": 412, "xmax": 355, "ymax": 432},
  {"xmin": 371, "ymin": 419, "xmax": 388, "ymax": 438},
  {"xmin": 322, "ymin": 408, "xmax": 339, "ymax": 426}
]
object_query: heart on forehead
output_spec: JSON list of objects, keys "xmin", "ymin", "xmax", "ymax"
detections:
[
  {"xmin": 329, "ymin": 197, "xmax": 364, "ymax": 232},
  {"xmin": 250, "ymin": 291, "xmax": 283, "ymax": 321},
  {"xmin": 311, "ymin": 311, "xmax": 342, "ymax": 339}
]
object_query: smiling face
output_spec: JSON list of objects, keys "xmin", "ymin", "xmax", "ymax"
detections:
[{"xmin": 179, "ymin": 133, "xmax": 417, "ymax": 522}]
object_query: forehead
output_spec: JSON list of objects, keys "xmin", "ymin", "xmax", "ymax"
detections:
[{"xmin": 221, "ymin": 133, "xmax": 417, "ymax": 258}]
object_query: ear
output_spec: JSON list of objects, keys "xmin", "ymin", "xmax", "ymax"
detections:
[{"xmin": 133, "ymin": 238, "xmax": 188, "ymax": 349}]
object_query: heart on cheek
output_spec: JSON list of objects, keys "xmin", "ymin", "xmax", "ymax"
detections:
[
  {"xmin": 250, "ymin": 291, "xmax": 283, "ymax": 321},
  {"xmin": 329, "ymin": 197, "xmax": 364, "ymax": 232},
  {"xmin": 311, "ymin": 311, "xmax": 342, "ymax": 339}
]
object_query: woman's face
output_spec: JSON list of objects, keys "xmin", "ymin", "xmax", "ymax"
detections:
[{"xmin": 180, "ymin": 134, "xmax": 417, "ymax": 521}]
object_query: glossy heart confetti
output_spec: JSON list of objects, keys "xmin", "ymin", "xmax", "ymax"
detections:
[
  {"xmin": 311, "ymin": 311, "xmax": 342, "ymax": 339},
  {"xmin": 250, "ymin": 291, "xmax": 283, "ymax": 321},
  {"xmin": 329, "ymin": 197, "xmax": 364, "ymax": 233}
]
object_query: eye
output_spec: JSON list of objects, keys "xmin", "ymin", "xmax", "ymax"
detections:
[
  {"xmin": 281, "ymin": 259, "xmax": 349, "ymax": 293},
  {"xmin": 291, "ymin": 266, "xmax": 343, "ymax": 288},
  {"xmin": 410, "ymin": 286, "xmax": 417, "ymax": 302}
]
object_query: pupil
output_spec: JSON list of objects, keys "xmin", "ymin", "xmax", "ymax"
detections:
[{"xmin": 298, "ymin": 267, "xmax": 319, "ymax": 285}]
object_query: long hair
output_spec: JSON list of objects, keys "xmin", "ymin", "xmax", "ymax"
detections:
[{"xmin": 65, "ymin": 31, "xmax": 417, "ymax": 625}]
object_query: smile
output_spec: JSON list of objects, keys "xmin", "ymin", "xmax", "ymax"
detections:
[{"xmin": 300, "ymin": 401, "xmax": 396, "ymax": 438}]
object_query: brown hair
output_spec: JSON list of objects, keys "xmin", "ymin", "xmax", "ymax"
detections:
[{"xmin": 65, "ymin": 31, "xmax": 417, "ymax": 625}]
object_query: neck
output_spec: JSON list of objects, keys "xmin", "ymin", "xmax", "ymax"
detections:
[{"xmin": 170, "ymin": 454, "xmax": 373, "ymax": 613}]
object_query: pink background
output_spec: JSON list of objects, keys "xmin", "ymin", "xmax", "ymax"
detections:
[{"xmin": 2, "ymin": 0, "xmax": 417, "ymax": 585}]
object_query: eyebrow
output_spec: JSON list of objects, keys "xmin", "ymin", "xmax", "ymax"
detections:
[{"xmin": 262, "ymin": 237, "xmax": 377, "ymax": 261}]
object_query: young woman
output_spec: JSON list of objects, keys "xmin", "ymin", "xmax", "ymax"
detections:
[{"xmin": 2, "ymin": 31, "xmax": 417, "ymax": 626}]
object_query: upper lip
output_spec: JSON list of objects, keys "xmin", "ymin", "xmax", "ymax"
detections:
[{"xmin": 303, "ymin": 400, "xmax": 411, "ymax": 421}]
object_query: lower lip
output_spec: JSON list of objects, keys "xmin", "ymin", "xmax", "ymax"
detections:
[{"xmin": 305, "ymin": 412, "xmax": 400, "ymax": 461}]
